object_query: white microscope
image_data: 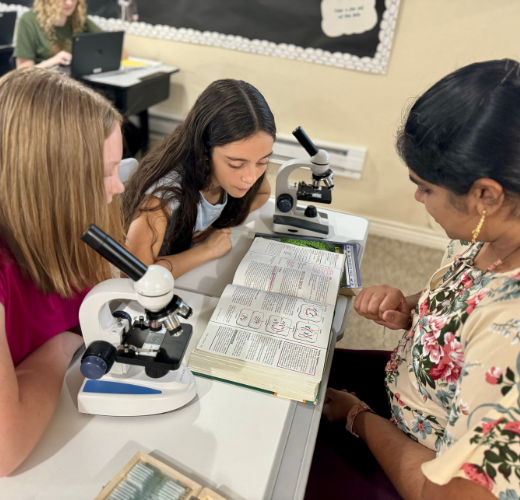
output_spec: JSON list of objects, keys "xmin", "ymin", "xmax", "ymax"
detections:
[
  {"xmin": 77, "ymin": 225, "xmax": 196, "ymax": 417},
  {"xmin": 273, "ymin": 126, "xmax": 334, "ymax": 238}
]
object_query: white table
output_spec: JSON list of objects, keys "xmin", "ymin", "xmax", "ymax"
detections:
[
  {"xmin": 176, "ymin": 200, "xmax": 369, "ymax": 499},
  {"xmin": 82, "ymin": 64, "xmax": 179, "ymax": 88},
  {"xmin": 0, "ymin": 200, "xmax": 368, "ymax": 500}
]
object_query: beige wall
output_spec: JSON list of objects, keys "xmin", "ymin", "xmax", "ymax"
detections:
[{"xmin": 124, "ymin": 0, "xmax": 520, "ymax": 231}]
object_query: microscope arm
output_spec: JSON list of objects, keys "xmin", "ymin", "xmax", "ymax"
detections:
[
  {"xmin": 79, "ymin": 278, "xmax": 138, "ymax": 349},
  {"xmin": 275, "ymin": 155, "xmax": 330, "ymax": 194},
  {"xmin": 275, "ymin": 159, "xmax": 308, "ymax": 202}
]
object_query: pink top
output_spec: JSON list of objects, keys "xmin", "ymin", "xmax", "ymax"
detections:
[{"xmin": 0, "ymin": 250, "xmax": 89, "ymax": 367}]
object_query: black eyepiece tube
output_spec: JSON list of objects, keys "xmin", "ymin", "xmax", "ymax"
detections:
[
  {"xmin": 81, "ymin": 224, "xmax": 148, "ymax": 282},
  {"xmin": 292, "ymin": 126, "xmax": 319, "ymax": 157}
]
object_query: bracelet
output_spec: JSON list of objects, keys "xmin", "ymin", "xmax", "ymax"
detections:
[
  {"xmin": 156, "ymin": 258, "xmax": 173, "ymax": 273},
  {"xmin": 346, "ymin": 401, "xmax": 376, "ymax": 438}
]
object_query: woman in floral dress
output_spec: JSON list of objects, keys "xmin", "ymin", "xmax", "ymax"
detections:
[{"xmin": 305, "ymin": 59, "xmax": 520, "ymax": 500}]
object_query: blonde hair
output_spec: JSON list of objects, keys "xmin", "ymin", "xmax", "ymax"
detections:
[
  {"xmin": 33, "ymin": 0, "xmax": 87, "ymax": 41},
  {"xmin": 0, "ymin": 68, "xmax": 123, "ymax": 297}
]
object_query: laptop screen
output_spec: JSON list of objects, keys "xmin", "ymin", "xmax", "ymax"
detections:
[
  {"xmin": 0, "ymin": 12, "xmax": 16, "ymax": 47},
  {"xmin": 71, "ymin": 31, "xmax": 125, "ymax": 79}
]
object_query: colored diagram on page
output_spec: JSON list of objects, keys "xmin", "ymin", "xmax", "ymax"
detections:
[
  {"xmin": 236, "ymin": 309, "xmax": 253, "ymax": 327},
  {"xmin": 205, "ymin": 284, "xmax": 333, "ymax": 351},
  {"xmin": 294, "ymin": 322, "xmax": 321, "ymax": 343},
  {"xmin": 266, "ymin": 316, "xmax": 292, "ymax": 337},
  {"xmin": 298, "ymin": 304, "xmax": 324, "ymax": 323},
  {"xmin": 249, "ymin": 311, "xmax": 264, "ymax": 329}
]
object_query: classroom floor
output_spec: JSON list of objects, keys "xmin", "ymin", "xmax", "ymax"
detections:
[{"xmin": 337, "ymin": 235, "xmax": 444, "ymax": 351}]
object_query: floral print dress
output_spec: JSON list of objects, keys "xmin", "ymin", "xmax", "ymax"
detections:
[{"xmin": 386, "ymin": 240, "xmax": 520, "ymax": 499}]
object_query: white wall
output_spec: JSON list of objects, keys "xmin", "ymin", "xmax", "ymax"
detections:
[{"xmin": 124, "ymin": 0, "xmax": 520, "ymax": 238}]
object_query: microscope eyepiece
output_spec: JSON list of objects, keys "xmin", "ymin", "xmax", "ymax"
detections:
[
  {"xmin": 81, "ymin": 225, "xmax": 148, "ymax": 281},
  {"xmin": 293, "ymin": 126, "xmax": 319, "ymax": 157}
]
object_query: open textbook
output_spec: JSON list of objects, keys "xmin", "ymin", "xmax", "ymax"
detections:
[
  {"xmin": 255, "ymin": 233, "xmax": 362, "ymax": 296},
  {"xmin": 188, "ymin": 237, "xmax": 346, "ymax": 403}
]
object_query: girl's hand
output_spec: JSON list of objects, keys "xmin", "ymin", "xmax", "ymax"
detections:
[
  {"xmin": 354, "ymin": 285, "xmax": 411, "ymax": 330},
  {"xmin": 192, "ymin": 227, "xmax": 216, "ymax": 245},
  {"xmin": 50, "ymin": 51, "xmax": 72, "ymax": 66},
  {"xmin": 323, "ymin": 388, "xmax": 360, "ymax": 423},
  {"xmin": 202, "ymin": 228, "xmax": 232, "ymax": 260}
]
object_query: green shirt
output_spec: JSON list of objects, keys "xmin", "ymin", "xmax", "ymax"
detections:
[{"xmin": 13, "ymin": 10, "xmax": 102, "ymax": 64}]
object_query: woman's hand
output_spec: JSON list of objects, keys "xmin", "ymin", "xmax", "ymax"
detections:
[
  {"xmin": 201, "ymin": 228, "xmax": 232, "ymax": 259},
  {"xmin": 323, "ymin": 388, "xmax": 360, "ymax": 423},
  {"xmin": 354, "ymin": 285, "xmax": 412, "ymax": 330}
]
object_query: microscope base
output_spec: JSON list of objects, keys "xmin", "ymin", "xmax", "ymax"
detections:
[
  {"xmin": 273, "ymin": 214, "xmax": 329, "ymax": 239},
  {"xmin": 78, "ymin": 363, "xmax": 197, "ymax": 417}
]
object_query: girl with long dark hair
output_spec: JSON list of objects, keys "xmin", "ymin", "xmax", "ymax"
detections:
[{"xmin": 122, "ymin": 79, "xmax": 275, "ymax": 278}]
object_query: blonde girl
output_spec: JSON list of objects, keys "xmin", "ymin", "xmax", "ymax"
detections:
[{"xmin": 0, "ymin": 67, "xmax": 124, "ymax": 476}]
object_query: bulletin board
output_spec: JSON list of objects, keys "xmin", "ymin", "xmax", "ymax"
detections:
[{"xmin": 1, "ymin": 0, "xmax": 401, "ymax": 74}]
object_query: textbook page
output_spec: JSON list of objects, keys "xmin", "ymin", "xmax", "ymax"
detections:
[
  {"xmin": 195, "ymin": 284, "xmax": 335, "ymax": 377},
  {"xmin": 232, "ymin": 237, "xmax": 346, "ymax": 306}
]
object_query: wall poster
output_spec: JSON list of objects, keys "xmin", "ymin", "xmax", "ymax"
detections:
[{"xmin": 1, "ymin": 0, "xmax": 401, "ymax": 73}]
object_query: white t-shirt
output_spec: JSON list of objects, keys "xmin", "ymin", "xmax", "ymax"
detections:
[{"xmin": 145, "ymin": 174, "xmax": 228, "ymax": 233}]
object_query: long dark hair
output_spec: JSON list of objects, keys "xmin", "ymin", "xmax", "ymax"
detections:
[
  {"xmin": 122, "ymin": 79, "xmax": 276, "ymax": 255},
  {"xmin": 396, "ymin": 59, "xmax": 520, "ymax": 202}
]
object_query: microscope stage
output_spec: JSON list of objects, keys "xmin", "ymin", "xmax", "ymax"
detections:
[
  {"xmin": 297, "ymin": 182, "xmax": 332, "ymax": 204},
  {"xmin": 116, "ymin": 323, "xmax": 193, "ymax": 371}
]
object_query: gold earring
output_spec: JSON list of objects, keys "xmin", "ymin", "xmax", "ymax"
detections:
[{"xmin": 471, "ymin": 209, "xmax": 487, "ymax": 243}]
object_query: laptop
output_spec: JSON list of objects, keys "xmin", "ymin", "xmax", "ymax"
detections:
[
  {"xmin": 0, "ymin": 11, "xmax": 16, "ymax": 48},
  {"xmin": 70, "ymin": 31, "xmax": 124, "ymax": 79}
]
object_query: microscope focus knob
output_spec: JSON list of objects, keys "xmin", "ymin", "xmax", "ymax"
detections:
[
  {"xmin": 80, "ymin": 341, "xmax": 117, "ymax": 380},
  {"xmin": 277, "ymin": 194, "xmax": 293, "ymax": 213},
  {"xmin": 304, "ymin": 205, "xmax": 318, "ymax": 218}
]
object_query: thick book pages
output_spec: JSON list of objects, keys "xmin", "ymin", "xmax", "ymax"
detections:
[
  {"xmin": 188, "ymin": 237, "xmax": 346, "ymax": 403},
  {"xmin": 254, "ymin": 233, "xmax": 362, "ymax": 296}
]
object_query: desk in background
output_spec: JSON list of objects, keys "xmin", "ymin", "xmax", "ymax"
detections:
[
  {"xmin": 82, "ymin": 64, "xmax": 179, "ymax": 153},
  {"xmin": 0, "ymin": 201, "xmax": 369, "ymax": 500},
  {"xmin": 0, "ymin": 53, "xmax": 177, "ymax": 153}
]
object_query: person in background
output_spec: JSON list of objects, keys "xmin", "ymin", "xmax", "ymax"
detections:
[
  {"xmin": 306, "ymin": 59, "xmax": 520, "ymax": 500},
  {"xmin": 0, "ymin": 68, "xmax": 125, "ymax": 476},
  {"xmin": 14, "ymin": 0, "xmax": 128, "ymax": 69},
  {"xmin": 14, "ymin": 0, "xmax": 101, "ymax": 69},
  {"xmin": 122, "ymin": 79, "xmax": 274, "ymax": 279}
]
